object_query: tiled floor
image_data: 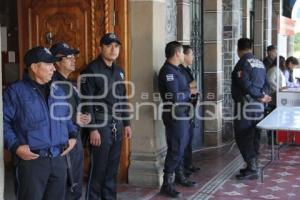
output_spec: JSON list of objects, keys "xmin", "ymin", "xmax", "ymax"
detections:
[
  {"xmin": 212, "ymin": 146, "xmax": 300, "ymax": 200},
  {"xmin": 117, "ymin": 144, "xmax": 300, "ymax": 200},
  {"xmin": 5, "ymin": 140, "xmax": 300, "ymax": 200},
  {"xmin": 117, "ymin": 143, "xmax": 243, "ymax": 200}
]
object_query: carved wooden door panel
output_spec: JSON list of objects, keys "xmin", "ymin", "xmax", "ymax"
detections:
[
  {"xmin": 18, "ymin": 0, "xmax": 130, "ymax": 183},
  {"xmin": 18, "ymin": 0, "xmax": 108, "ymax": 80}
]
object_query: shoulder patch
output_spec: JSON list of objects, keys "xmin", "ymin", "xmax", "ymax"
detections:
[
  {"xmin": 237, "ymin": 70, "xmax": 243, "ymax": 78},
  {"xmin": 166, "ymin": 74, "xmax": 174, "ymax": 82},
  {"xmin": 247, "ymin": 58, "xmax": 265, "ymax": 69}
]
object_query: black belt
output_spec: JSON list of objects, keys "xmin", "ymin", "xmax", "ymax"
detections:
[
  {"xmin": 95, "ymin": 113, "xmax": 122, "ymax": 121},
  {"xmin": 31, "ymin": 146, "xmax": 64, "ymax": 158}
]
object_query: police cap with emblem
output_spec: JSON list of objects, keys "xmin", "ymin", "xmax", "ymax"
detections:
[
  {"xmin": 100, "ymin": 33, "xmax": 121, "ymax": 45},
  {"xmin": 24, "ymin": 46, "xmax": 60, "ymax": 68},
  {"xmin": 50, "ymin": 42, "xmax": 80, "ymax": 57}
]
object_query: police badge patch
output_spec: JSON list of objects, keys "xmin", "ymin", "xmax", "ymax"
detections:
[
  {"xmin": 120, "ymin": 72, "xmax": 124, "ymax": 80},
  {"xmin": 44, "ymin": 48, "xmax": 52, "ymax": 55},
  {"xmin": 109, "ymin": 33, "xmax": 117, "ymax": 39},
  {"xmin": 62, "ymin": 43, "xmax": 70, "ymax": 48},
  {"xmin": 247, "ymin": 58, "xmax": 265, "ymax": 69},
  {"xmin": 166, "ymin": 74, "xmax": 174, "ymax": 81}
]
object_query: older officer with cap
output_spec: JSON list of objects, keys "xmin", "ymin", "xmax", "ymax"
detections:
[
  {"xmin": 51, "ymin": 42, "xmax": 91, "ymax": 200},
  {"xmin": 3, "ymin": 46, "xmax": 78, "ymax": 200},
  {"xmin": 232, "ymin": 38, "xmax": 271, "ymax": 180},
  {"xmin": 80, "ymin": 33, "xmax": 132, "ymax": 200},
  {"xmin": 158, "ymin": 41, "xmax": 197, "ymax": 198}
]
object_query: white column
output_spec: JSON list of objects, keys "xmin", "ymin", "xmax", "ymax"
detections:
[
  {"xmin": 264, "ymin": 0, "xmax": 273, "ymax": 48},
  {"xmin": 128, "ymin": 0, "xmax": 167, "ymax": 187}
]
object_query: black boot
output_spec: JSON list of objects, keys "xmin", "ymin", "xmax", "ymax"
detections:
[
  {"xmin": 239, "ymin": 163, "xmax": 250, "ymax": 174},
  {"xmin": 160, "ymin": 173, "xmax": 181, "ymax": 198},
  {"xmin": 236, "ymin": 158, "xmax": 258, "ymax": 180},
  {"xmin": 175, "ymin": 168, "xmax": 196, "ymax": 187}
]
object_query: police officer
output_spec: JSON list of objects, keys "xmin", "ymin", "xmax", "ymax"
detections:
[
  {"xmin": 263, "ymin": 45, "xmax": 277, "ymax": 71},
  {"xmin": 179, "ymin": 45, "xmax": 200, "ymax": 176},
  {"xmin": 80, "ymin": 33, "xmax": 132, "ymax": 200},
  {"xmin": 3, "ymin": 46, "xmax": 78, "ymax": 200},
  {"xmin": 50, "ymin": 42, "xmax": 91, "ymax": 199},
  {"xmin": 158, "ymin": 41, "xmax": 197, "ymax": 198},
  {"xmin": 231, "ymin": 38, "xmax": 271, "ymax": 180}
]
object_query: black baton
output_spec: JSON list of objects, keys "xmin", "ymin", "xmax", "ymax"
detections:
[{"xmin": 66, "ymin": 154, "xmax": 78, "ymax": 192}]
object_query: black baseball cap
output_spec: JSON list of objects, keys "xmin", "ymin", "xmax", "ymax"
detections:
[
  {"xmin": 50, "ymin": 42, "xmax": 79, "ymax": 56},
  {"xmin": 267, "ymin": 45, "xmax": 276, "ymax": 51},
  {"xmin": 100, "ymin": 33, "xmax": 121, "ymax": 45},
  {"xmin": 24, "ymin": 46, "xmax": 59, "ymax": 67}
]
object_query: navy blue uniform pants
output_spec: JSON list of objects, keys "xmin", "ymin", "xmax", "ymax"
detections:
[
  {"xmin": 162, "ymin": 110, "xmax": 190, "ymax": 174},
  {"xmin": 86, "ymin": 119, "xmax": 123, "ymax": 200},
  {"xmin": 65, "ymin": 137, "xmax": 84, "ymax": 200},
  {"xmin": 16, "ymin": 156, "xmax": 67, "ymax": 200},
  {"xmin": 184, "ymin": 120, "xmax": 194, "ymax": 168},
  {"xmin": 234, "ymin": 102, "xmax": 263, "ymax": 162}
]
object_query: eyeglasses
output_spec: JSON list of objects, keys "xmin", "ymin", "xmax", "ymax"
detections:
[{"xmin": 59, "ymin": 54, "xmax": 78, "ymax": 60}]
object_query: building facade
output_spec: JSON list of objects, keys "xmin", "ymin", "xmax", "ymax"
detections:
[{"xmin": 0, "ymin": 0, "xmax": 289, "ymax": 192}]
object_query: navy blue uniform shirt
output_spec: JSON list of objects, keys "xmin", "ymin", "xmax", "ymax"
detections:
[
  {"xmin": 80, "ymin": 56, "xmax": 130, "ymax": 128},
  {"xmin": 158, "ymin": 61, "xmax": 191, "ymax": 104},
  {"xmin": 231, "ymin": 53, "xmax": 269, "ymax": 102}
]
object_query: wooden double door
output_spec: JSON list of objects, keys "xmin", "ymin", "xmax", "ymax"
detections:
[{"xmin": 17, "ymin": 0, "xmax": 130, "ymax": 182}]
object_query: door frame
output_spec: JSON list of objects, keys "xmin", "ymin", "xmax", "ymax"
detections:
[{"xmin": 114, "ymin": 0, "xmax": 131, "ymax": 183}]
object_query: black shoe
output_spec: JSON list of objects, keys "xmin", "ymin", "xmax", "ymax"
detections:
[
  {"xmin": 175, "ymin": 170, "xmax": 197, "ymax": 187},
  {"xmin": 160, "ymin": 173, "xmax": 181, "ymax": 198},
  {"xmin": 186, "ymin": 165, "xmax": 200, "ymax": 173},
  {"xmin": 175, "ymin": 176, "xmax": 197, "ymax": 187},
  {"xmin": 240, "ymin": 157, "xmax": 259, "ymax": 174},
  {"xmin": 236, "ymin": 170, "xmax": 258, "ymax": 180},
  {"xmin": 160, "ymin": 184, "xmax": 181, "ymax": 198},
  {"xmin": 236, "ymin": 158, "xmax": 259, "ymax": 180}
]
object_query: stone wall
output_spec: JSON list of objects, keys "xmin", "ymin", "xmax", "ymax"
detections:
[
  {"xmin": 253, "ymin": 0, "xmax": 265, "ymax": 59},
  {"xmin": 222, "ymin": 0, "xmax": 243, "ymax": 142}
]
